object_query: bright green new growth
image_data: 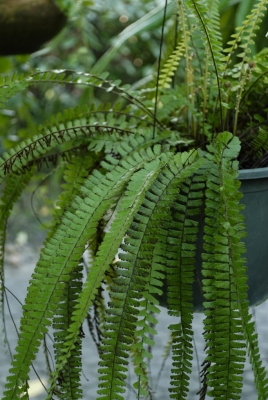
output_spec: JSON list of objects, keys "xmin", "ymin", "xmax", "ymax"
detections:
[{"xmin": 1, "ymin": 1, "xmax": 268, "ymax": 399}]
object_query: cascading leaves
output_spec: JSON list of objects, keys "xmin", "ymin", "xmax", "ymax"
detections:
[
  {"xmin": 200, "ymin": 132, "xmax": 268, "ymax": 399},
  {"xmin": 97, "ymin": 150, "xmax": 205, "ymax": 400},
  {"xmin": 2, "ymin": 140, "xmax": 169, "ymax": 399},
  {"xmin": 1, "ymin": 0, "xmax": 268, "ymax": 399},
  {"xmin": 2, "ymin": 121, "xmax": 268, "ymax": 400}
]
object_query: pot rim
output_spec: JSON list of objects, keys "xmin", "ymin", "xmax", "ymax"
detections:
[{"xmin": 239, "ymin": 166, "xmax": 268, "ymax": 180}]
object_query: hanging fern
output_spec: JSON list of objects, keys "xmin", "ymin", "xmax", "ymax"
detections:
[
  {"xmin": 1, "ymin": 1, "xmax": 268, "ymax": 399},
  {"xmin": 52, "ymin": 263, "xmax": 84, "ymax": 400},
  {"xmin": 167, "ymin": 170, "xmax": 206, "ymax": 399}
]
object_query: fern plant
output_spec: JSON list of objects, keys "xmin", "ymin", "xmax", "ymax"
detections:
[{"xmin": 1, "ymin": 0, "xmax": 268, "ymax": 399}]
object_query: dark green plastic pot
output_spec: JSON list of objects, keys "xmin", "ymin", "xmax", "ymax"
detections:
[
  {"xmin": 237, "ymin": 167, "xmax": 268, "ymax": 306},
  {"xmin": 0, "ymin": 0, "xmax": 67, "ymax": 55},
  {"xmin": 160, "ymin": 167, "xmax": 268, "ymax": 311}
]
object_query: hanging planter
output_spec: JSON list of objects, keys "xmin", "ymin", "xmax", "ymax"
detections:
[
  {"xmin": 238, "ymin": 167, "xmax": 268, "ymax": 305},
  {"xmin": 159, "ymin": 166, "xmax": 268, "ymax": 311},
  {"xmin": 0, "ymin": 0, "xmax": 67, "ymax": 55}
]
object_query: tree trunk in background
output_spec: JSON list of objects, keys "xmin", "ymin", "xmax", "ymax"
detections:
[{"xmin": 0, "ymin": 0, "xmax": 67, "ymax": 55}]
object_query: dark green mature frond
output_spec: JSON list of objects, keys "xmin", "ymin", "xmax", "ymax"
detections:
[
  {"xmin": 97, "ymin": 150, "xmax": 204, "ymax": 399},
  {"xmin": 0, "ymin": 126, "xmax": 87, "ymax": 177},
  {"xmin": 201, "ymin": 133, "xmax": 245, "ymax": 397},
  {"xmin": 0, "ymin": 95, "xmax": 164, "ymax": 180},
  {"xmin": 43, "ymin": 147, "xmax": 167, "ymax": 399},
  {"xmin": 0, "ymin": 70, "xmax": 163, "ymax": 128},
  {"xmin": 89, "ymin": 128, "xmax": 173, "ymax": 158},
  {"xmin": 40, "ymin": 102, "xmax": 153, "ymax": 142},
  {"xmin": 131, "ymin": 151, "xmax": 205, "ymax": 399},
  {"xmin": 4, "ymin": 146, "xmax": 159, "ymax": 399},
  {"xmin": 0, "ymin": 125, "xmax": 149, "ymax": 179},
  {"xmin": 2, "ymin": 1, "xmax": 268, "ymax": 398},
  {"xmin": 52, "ymin": 263, "xmax": 84, "ymax": 400},
  {"xmin": 167, "ymin": 172, "xmax": 206, "ymax": 399},
  {"xmin": 144, "ymin": 160, "xmax": 204, "ymax": 400},
  {"xmin": 200, "ymin": 132, "xmax": 268, "ymax": 399},
  {"xmin": 85, "ymin": 279, "xmax": 106, "ymax": 354},
  {"xmin": 242, "ymin": 318, "xmax": 268, "ymax": 399},
  {"xmin": 166, "ymin": 170, "xmax": 206, "ymax": 317},
  {"xmin": 47, "ymin": 152, "xmax": 101, "ymax": 240}
]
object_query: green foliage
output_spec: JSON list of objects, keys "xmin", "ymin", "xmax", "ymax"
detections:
[{"xmin": 1, "ymin": 1, "xmax": 268, "ymax": 399}]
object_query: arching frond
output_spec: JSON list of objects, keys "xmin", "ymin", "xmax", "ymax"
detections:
[
  {"xmin": 46, "ymin": 152, "xmax": 102, "ymax": 240},
  {"xmin": 47, "ymin": 149, "xmax": 168, "ymax": 399},
  {"xmin": 167, "ymin": 171, "xmax": 206, "ymax": 399},
  {"xmin": 97, "ymin": 150, "xmax": 204, "ymax": 399},
  {"xmin": 4, "ymin": 147, "xmax": 158, "ymax": 399},
  {"xmin": 201, "ymin": 132, "xmax": 268, "ymax": 398},
  {"xmin": 52, "ymin": 263, "xmax": 84, "ymax": 400},
  {"xmin": 0, "ymin": 70, "xmax": 163, "ymax": 127}
]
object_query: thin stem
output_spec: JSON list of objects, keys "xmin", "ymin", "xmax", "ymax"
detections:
[{"xmin": 153, "ymin": 0, "xmax": 168, "ymax": 139}]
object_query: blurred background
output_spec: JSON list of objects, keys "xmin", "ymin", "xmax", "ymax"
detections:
[
  {"xmin": 0, "ymin": 0, "xmax": 268, "ymax": 399},
  {"xmin": 1, "ymin": 0, "xmax": 268, "ymax": 156}
]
